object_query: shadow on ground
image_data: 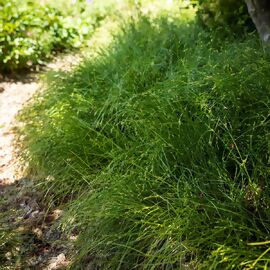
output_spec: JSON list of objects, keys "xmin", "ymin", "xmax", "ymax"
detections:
[{"xmin": 0, "ymin": 178, "xmax": 74, "ymax": 269}]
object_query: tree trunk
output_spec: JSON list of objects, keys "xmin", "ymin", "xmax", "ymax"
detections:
[{"xmin": 245, "ymin": 0, "xmax": 270, "ymax": 44}]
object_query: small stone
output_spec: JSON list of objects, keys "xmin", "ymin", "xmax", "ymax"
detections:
[
  {"xmin": 46, "ymin": 253, "xmax": 68, "ymax": 270},
  {"xmin": 33, "ymin": 227, "xmax": 43, "ymax": 239}
]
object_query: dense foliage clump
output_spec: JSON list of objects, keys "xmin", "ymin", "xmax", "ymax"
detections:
[
  {"xmin": 19, "ymin": 2, "xmax": 270, "ymax": 269},
  {"xmin": 0, "ymin": 0, "xmax": 102, "ymax": 72},
  {"xmin": 197, "ymin": 0, "xmax": 252, "ymax": 33}
]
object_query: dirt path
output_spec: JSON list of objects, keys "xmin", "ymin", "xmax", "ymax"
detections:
[
  {"xmin": 0, "ymin": 55, "xmax": 81, "ymax": 269},
  {"xmin": 0, "ymin": 74, "xmax": 38, "ymax": 184}
]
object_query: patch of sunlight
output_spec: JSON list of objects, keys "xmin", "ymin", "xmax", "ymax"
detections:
[
  {"xmin": 139, "ymin": 0, "xmax": 197, "ymax": 21},
  {"xmin": 86, "ymin": 20, "xmax": 120, "ymax": 58}
]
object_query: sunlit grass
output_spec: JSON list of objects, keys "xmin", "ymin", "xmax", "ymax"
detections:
[{"xmin": 18, "ymin": 1, "xmax": 270, "ymax": 269}]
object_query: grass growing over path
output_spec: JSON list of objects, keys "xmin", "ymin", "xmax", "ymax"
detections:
[{"xmin": 19, "ymin": 2, "xmax": 270, "ymax": 269}]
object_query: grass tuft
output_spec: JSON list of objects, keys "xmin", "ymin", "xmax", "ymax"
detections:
[{"xmin": 19, "ymin": 3, "xmax": 270, "ymax": 269}]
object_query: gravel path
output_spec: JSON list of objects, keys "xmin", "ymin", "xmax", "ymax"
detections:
[
  {"xmin": 0, "ymin": 54, "xmax": 82, "ymax": 185},
  {"xmin": 0, "ymin": 54, "xmax": 81, "ymax": 269},
  {"xmin": 0, "ymin": 74, "xmax": 38, "ymax": 185}
]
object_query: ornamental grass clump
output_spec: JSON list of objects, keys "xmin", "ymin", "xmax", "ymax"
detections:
[{"xmin": 19, "ymin": 7, "xmax": 270, "ymax": 269}]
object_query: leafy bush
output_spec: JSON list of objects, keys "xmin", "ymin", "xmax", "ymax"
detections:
[
  {"xmin": 197, "ymin": 0, "xmax": 252, "ymax": 32},
  {"xmin": 19, "ymin": 6, "xmax": 270, "ymax": 270},
  {"xmin": 0, "ymin": 0, "xmax": 100, "ymax": 73}
]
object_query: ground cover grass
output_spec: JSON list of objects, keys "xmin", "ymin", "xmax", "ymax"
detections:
[{"xmin": 18, "ymin": 1, "xmax": 270, "ymax": 269}]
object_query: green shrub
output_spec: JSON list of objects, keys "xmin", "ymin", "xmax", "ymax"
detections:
[
  {"xmin": 197, "ymin": 0, "xmax": 252, "ymax": 33},
  {"xmin": 19, "ymin": 7, "xmax": 270, "ymax": 270},
  {"xmin": 0, "ymin": 0, "xmax": 100, "ymax": 73}
]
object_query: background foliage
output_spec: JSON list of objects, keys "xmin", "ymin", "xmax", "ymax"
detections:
[
  {"xmin": 197, "ymin": 0, "xmax": 253, "ymax": 33},
  {"xmin": 0, "ymin": 0, "xmax": 106, "ymax": 73}
]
